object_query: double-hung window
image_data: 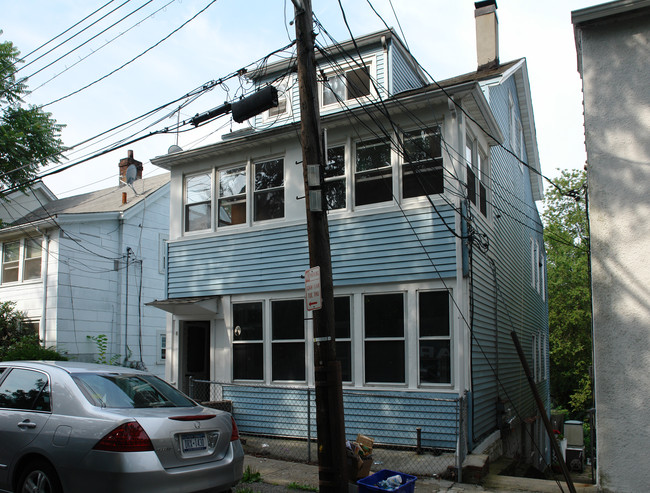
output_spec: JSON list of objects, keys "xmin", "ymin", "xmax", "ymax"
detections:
[
  {"xmin": 402, "ymin": 127, "xmax": 443, "ymax": 198},
  {"xmin": 364, "ymin": 293, "xmax": 405, "ymax": 384},
  {"xmin": 2, "ymin": 241, "xmax": 20, "ymax": 283},
  {"xmin": 324, "ymin": 146, "xmax": 346, "ymax": 211},
  {"xmin": 323, "ymin": 66, "xmax": 371, "ymax": 106},
  {"xmin": 218, "ymin": 166, "xmax": 247, "ymax": 227},
  {"xmin": 355, "ymin": 140, "xmax": 392, "ymax": 207},
  {"xmin": 465, "ymin": 136, "xmax": 488, "ymax": 217},
  {"xmin": 334, "ymin": 296, "xmax": 352, "ymax": 382},
  {"xmin": 271, "ymin": 299, "xmax": 305, "ymax": 382},
  {"xmin": 466, "ymin": 138, "xmax": 477, "ymax": 206},
  {"xmin": 233, "ymin": 302, "xmax": 264, "ymax": 381},
  {"xmin": 184, "ymin": 172, "xmax": 212, "ymax": 232},
  {"xmin": 23, "ymin": 238, "xmax": 42, "ymax": 280},
  {"xmin": 418, "ymin": 291, "xmax": 451, "ymax": 384},
  {"xmin": 254, "ymin": 159, "xmax": 284, "ymax": 222},
  {"xmin": 1, "ymin": 238, "xmax": 42, "ymax": 284}
]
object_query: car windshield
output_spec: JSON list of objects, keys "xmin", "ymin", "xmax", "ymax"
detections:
[{"xmin": 73, "ymin": 373, "xmax": 196, "ymax": 409}]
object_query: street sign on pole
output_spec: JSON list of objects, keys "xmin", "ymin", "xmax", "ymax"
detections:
[{"xmin": 305, "ymin": 266, "xmax": 322, "ymax": 311}]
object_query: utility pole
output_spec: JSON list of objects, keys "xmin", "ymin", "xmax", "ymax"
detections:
[{"xmin": 292, "ymin": 0, "xmax": 348, "ymax": 490}]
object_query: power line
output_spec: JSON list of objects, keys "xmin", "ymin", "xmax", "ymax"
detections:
[
  {"xmin": 12, "ymin": 0, "xmax": 132, "ymax": 77},
  {"xmin": 31, "ymin": 0, "xmax": 178, "ymax": 93},
  {"xmin": 22, "ymin": 0, "xmax": 156, "ymax": 82},
  {"xmin": 40, "ymin": 0, "xmax": 221, "ymax": 109},
  {"xmin": 0, "ymin": 41, "xmax": 297, "ymax": 193},
  {"xmin": 14, "ymin": 0, "xmax": 118, "ymax": 66}
]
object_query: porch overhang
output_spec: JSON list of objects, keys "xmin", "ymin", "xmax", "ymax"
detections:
[{"xmin": 146, "ymin": 296, "xmax": 219, "ymax": 316}]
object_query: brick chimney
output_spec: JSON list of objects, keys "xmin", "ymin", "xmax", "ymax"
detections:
[
  {"xmin": 475, "ymin": 0, "xmax": 499, "ymax": 70},
  {"xmin": 119, "ymin": 150, "xmax": 143, "ymax": 186}
]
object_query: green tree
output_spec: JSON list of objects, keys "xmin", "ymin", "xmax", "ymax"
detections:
[
  {"xmin": 1, "ymin": 34, "xmax": 65, "ymax": 191},
  {"xmin": 542, "ymin": 169, "xmax": 592, "ymax": 413},
  {"xmin": 0, "ymin": 300, "xmax": 66, "ymax": 361}
]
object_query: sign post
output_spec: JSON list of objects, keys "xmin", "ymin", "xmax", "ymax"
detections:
[{"xmin": 305, "ymin": 266, "xmax": 322, "ymax": 311}]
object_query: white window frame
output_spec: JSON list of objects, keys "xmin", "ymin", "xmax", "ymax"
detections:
[
  {"xmin": 156, "ymin": 330, "xmax": 167, "ymax": 364},
  {"xmin": 270, "ymin": 298, "xmax": 306, "ymax": 383},
  {"xmin": 320, "ymin": 57, "xmax": 376, "ymax": 110},
  {"xmin": 183, "ymin": 171, "xmax": 213, "ymax": 233},
  {"xmin": 324, "ymin": 144, "xmax": 347, "ymax": 212},
  {"xmin": 232, "ymin": 300, "xmax": 265, "ymax": 382},
  {"xmin": 541, "ymin": 255, "xmax": 546, "ymax": 302},
  {"xmin": 362, "ymin": 291, "xmax": 406, "ymax": 386},
  {"xmin": 263, "ymin": 75, "xmax": 293, "ymax": 122},
  {"xmin": 353, "ymin": 138, "xmax": 394, "ymax": 208},
  {"xmin": 333, "ymin": 295, "xmax": 353, "ymax": 383},
  {"xmin": 253, "ymin": 157, "xmax": 285, "ymax": 223},
  {"xmin": 401, "ymin": 126, "xmax": 444, "ymax": 200},
  {"xmin": 417, "ymin": 290, "xmax": 453, "ymax": 387},
  {"xmin": 531, "ymin": 238, "xmax": 537, "ymax": 290},
  {"xmin": 217, "ymin": 164, "xmax": 248, "ymax": 229},
  {"xmin": 1, "ymin": 237, "xmax": 42, "ymax": 284},
  {"xmin": 158, "ymin": 234, "xmax": 168, "ymax": 275}
]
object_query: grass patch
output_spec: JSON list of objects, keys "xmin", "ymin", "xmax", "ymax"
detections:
[
  {"xmin": 241, "ymin": 465, "xmax": 262, "ymax": 483},
  {"xmin": 287, "ymin": 483, "xmax": 318, "ymax": 492}
]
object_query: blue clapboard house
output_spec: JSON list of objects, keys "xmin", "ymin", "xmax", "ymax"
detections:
[{"xmin": 150, "ymin": 3, "xmax": 549, "ymax": 464}]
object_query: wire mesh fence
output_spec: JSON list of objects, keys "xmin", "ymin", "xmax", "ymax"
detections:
[{"xmin": 190, "ymin": 378, "xmax": 466, "ymax": 478}]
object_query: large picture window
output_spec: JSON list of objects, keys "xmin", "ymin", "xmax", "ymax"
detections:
[
  {"xmin": 218, "ymin": 166, "xmax": 247, "ymax": 227},
  {"xmin": 364, "ymin": 293, "xmax": 405, "ymax": 384},
  {"xmin": 233, "ymin": 302, "xmax": 264, "ymax": 381},
  {"xmin": 355, "ymin": 140, "xmax": 392, "ymax": 207},
  {"xmin": 254, "ymin": 159, "xmax": 284, "ymax": 222},
  {"xmin": 271, "ymin": 299, "xmax": 305, "ymax": 381},
  {"xmin": 418, "ymin": 291, "xmax": 451, "ymax": 384},
  {"xmin": 184, "ymin": 172, "xmax": 212, "ymax": 232}
]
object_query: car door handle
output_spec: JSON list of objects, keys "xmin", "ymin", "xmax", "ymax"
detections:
[{"xmin": 18, "ymin": 420, "xmax": 37, "ymax": 429}]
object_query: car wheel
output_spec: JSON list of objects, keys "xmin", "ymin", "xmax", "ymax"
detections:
[{"xmin": 17, "ymin": 460, "xmax": 62, "ymax": 493}]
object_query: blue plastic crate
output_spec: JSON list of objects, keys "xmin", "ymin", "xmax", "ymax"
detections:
[{"xmin": 356, "ymin": 469, "xmax": 417, "ymax": 493}]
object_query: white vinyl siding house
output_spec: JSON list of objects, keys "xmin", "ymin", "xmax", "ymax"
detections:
[{"xmin": 0, "ymin": 171, "xmax": 170, "ymax": 378}]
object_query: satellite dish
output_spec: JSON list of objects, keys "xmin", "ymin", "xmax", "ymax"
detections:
[
  {"xmin": 168, "ymin": 144, "xmax": 183, "ymax": 154},
  {"xmin": 125, "ymin": 164, "xmax": 138, "ymax": 185}
]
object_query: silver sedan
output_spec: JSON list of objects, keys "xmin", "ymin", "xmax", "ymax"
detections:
[{"xmin": 0, "ymin": 361, "xmax": 244, "ymax": 493}]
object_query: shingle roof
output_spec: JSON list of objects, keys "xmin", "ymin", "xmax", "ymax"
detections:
[{"xmin": 10, "ymin": 173, "xmax": 170, "ymax": 226}]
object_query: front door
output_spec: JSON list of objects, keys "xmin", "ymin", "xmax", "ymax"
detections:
[{"xmin": 180, "ymin": 321, "xmax": 210, "ymax": 397}]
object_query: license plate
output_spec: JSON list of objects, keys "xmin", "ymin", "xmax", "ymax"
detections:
[{"xmin": 181, "ymin": 432, "xmax": 207, "ymax": 453}]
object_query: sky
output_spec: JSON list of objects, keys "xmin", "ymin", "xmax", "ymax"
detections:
[{"xmin": 2, "ymin": 0, "xmax": 597, "ymax": 199}]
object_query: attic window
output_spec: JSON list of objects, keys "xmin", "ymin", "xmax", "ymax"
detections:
[
  {"xmin": 267, "ymin": 80, "xmax": 289, "ymax": 118},
  {"xmin": 323, "ymin": 66, "xmax": 371, "ymax": 106}
]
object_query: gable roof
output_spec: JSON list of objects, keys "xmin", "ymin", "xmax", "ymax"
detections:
[
  {"xmin": 435, "ymin": 58, "xmax": 543, "ymax": 201},
  {"xmin": 6, "ymin": 173, "xmax": 170, "ymax": 229}
]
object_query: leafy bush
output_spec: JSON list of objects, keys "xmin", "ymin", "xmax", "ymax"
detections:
[
  {"xmin": 0, "ymin": 301, "xmax": 67, "ymax": 361},
  {"xmin": 1, "ymin": 334, "xmax": 67, "ymax": 361}
]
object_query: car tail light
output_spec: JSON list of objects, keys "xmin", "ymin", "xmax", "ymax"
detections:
[
  {"xmin": 94, "ymin": 421, "xmax": 154, "ymax": 452},
  {"xmin": 230, "ymin": 416, "xmax": 240, "ymax": 442}
]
